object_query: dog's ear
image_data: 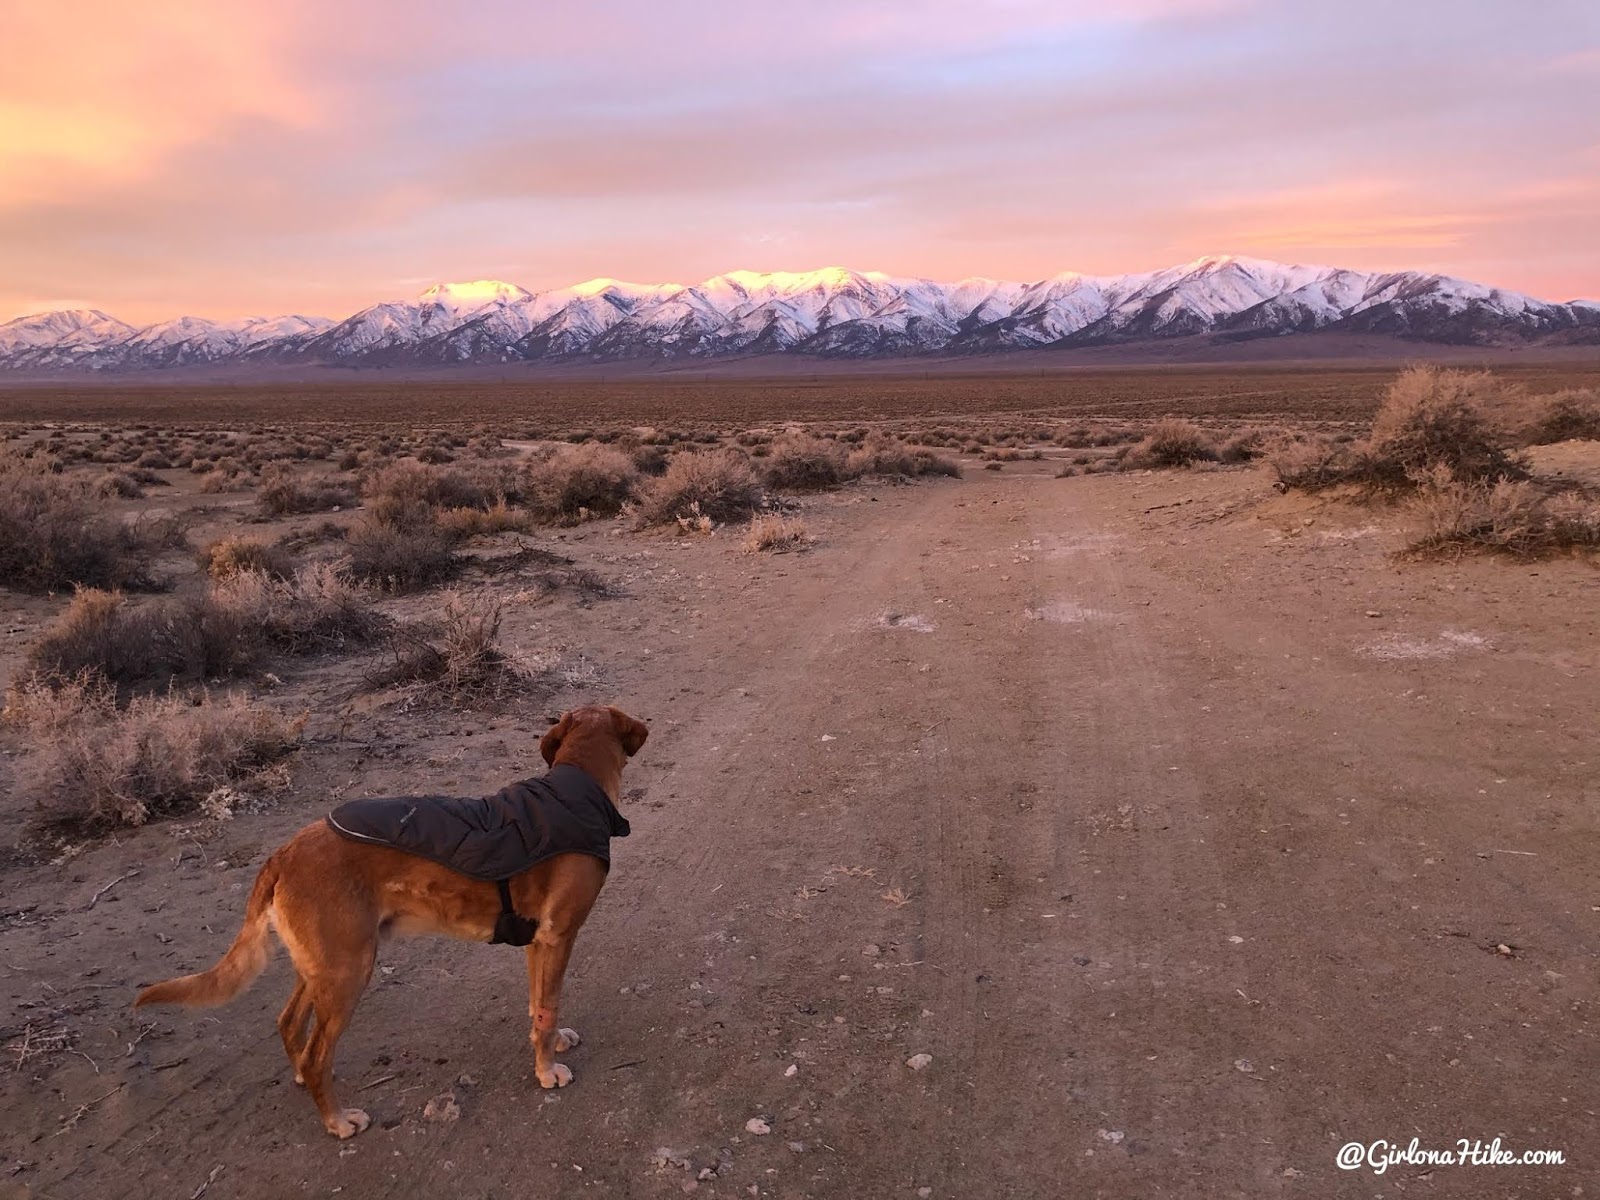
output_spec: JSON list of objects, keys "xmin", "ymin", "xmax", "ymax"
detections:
[
  {"xmin": 540, "ymin": 711, "xmax": 573, "ymax": 766},
  {"xmin": 612, "ymin": 709, "xmax": 649, "ymax": 758}
]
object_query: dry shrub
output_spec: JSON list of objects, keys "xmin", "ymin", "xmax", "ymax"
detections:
[
  {"xmin": 373, "ymin": 593, "xmax": 536, "ymax": 703},
  {"xmin": 1218, "ymin": 428, "xmax": 1269, "ymax": 463},
  {"xmin": 743, "ymin": 514, "xmax": 812, "ymax": 553},
  {"xmin": 257, "ymin": 463, "xmax": 357, "ymax": 516},
  {"xmin": 845, "ymin": 438, "xmax": 961, "ymax": 479},
  {"xmin": 28, "ymin": 568, "xmax": 379, "ymax": 688},
  {"xmin": 436, "ymin": 500, "xmax": 531, "ymax": 539},
  {"xmin": 1272, "ymin": 367, "xmax": 1530, "ymax": 494},
  {"xmin": 1126, "ymin": 420, "xmax": 1219, "ymax": 469},
  {"xmin": 344, "ymin": 518, "xmax": 458, "ymax": 590},
  {"xmin": 211, "ymin": 563, "xmax": 382, "ymax": 653},
  {"xmin": 760, "ymin": 433, "xmax": 850, "ymax": 491},
  {"xmin": 628, "ymin": 442, "xmax": 670, "ymax": 476},
  {"xmin": 27, "ymin": 588, "xmax": 259, "ymax": 687},
  {"xmin": 1408, "ymin": 467, "xmax": 1600, "ymax": 557},
  {"xmin": 2, "ymin": 674, "xmax": 303, "ymax": 831},
  {"xmin": 276, "ymin": 519, "xmax": 348, "ymax": 554},
  {"xmin": 1362, "ymin": 365, "xmax": 1525, "ymax": 487},
  {"xmin": 637, "ymin": 448, "xmax": 763, "ymax": 525},
  {"xmin": 1265, "ymin": 434, "xmax": 1356, "ymax": 491},
  {"xmin": 526, "ymin": 444, "xmax": 639, "ymax": 521},
  {"xmin": 97, "ymin": 470, "xmax": 146, "ymax": 499},
  {"xmin": 26, "ymin": 590, "xmax": 169, "ymax": 685},
  {"xmin": 199, "ymin": 467, "xmax": 252, "ymax": 493},
  {"xmin": 0, "ymin": 448, "xmax": 158, "ymax": 592},
  {"xmin": 1517, "ymin": 389, "xmax": 1600, "ymax": 446},
  {"xmin": 203, "ymin": 535, "xmax": 293, "ymax": 580},
  {"xmin": 455, "ymin": 457, "xmax": 528, "ymax": 504},
  {"xmin": 362, "ymin": 461, "xmax": 490, "ymax": 528}
]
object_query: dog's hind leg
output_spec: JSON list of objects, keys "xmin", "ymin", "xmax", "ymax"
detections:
[
  {"xmin": 277, "ymin": 976, "xmax": 313, "ymax": 1084},
  {"xmin": 297, "ymin": 958, "xmax": 375, "ymax": 1139}
]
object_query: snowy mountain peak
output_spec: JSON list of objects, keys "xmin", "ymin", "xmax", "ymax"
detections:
[
  {"xmin": 0, "ymin": 308, "xmax": 135, "ymax": 353},
  {"xmin": 3, "ymin": 256, "xmax": 1594, "ymax": 371},
  {"xmin": 567, "ymin": 277, "xmax": 677, "ymax": 298},
  {"xmin": 1184, "ymin": 253, "xmax": 1275, "ymax": 271},
  {"xmin": 718, "ymin": 267, "xmax": 896, "ymax": 293},
  {"xmin": 418, "ymin": 280, "xmax": 532, "ymax": 309}
]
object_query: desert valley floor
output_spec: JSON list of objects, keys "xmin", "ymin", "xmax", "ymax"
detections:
[{"xmin": 1, "ymin": 372, "xmax": 1597, "ymax": 1200}]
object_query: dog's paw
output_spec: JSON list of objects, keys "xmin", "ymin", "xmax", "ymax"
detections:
[
  {"xmin": 326, "ymin": 1108, "xmax": 371, "ymax": 1139},
  {"xmin": 537, "ymin": 1063, "xmax": 573, "ymax": 1089},
  {"xmin": 555, "ymin": 1027, "xmax": 581, "ymax": 1052}
]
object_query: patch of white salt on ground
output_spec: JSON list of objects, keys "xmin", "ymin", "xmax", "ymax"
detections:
[
  {"xmin": 1024, "ymin": 600, "xmax": 1112, "ymax": 624},
  {"xmin": 1357, "ymin": 630, "xmax": 1490, "ymax": 661},
  {"xmin": 1032, "ymin": 532, "xmax": 1127, "ymax": 558},
  {"xmin": 873, "ymin": 612, "xmax": 935, "ymax": 633},
  {"xmin": 1315, "ymin": 525, "xmax": 1381, "ymax": 543}
]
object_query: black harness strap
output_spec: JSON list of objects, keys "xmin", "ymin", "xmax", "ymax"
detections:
[{"xmin": 490, "ymin": 879, "xmax": 539, "ymax": 947}]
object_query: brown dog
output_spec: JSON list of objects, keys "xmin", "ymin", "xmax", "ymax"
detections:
[{"xmin": 135, "ymin": 705, "xmax": 647, "ymax": 1138}]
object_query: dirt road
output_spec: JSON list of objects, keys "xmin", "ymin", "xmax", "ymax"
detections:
[{"xmin": 4, "ymin": 464, "xmax": 1595, "ymax": 1198}]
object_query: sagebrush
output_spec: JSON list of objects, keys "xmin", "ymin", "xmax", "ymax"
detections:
[{"xmin": 2, "ymin": 674, "xmax": 303, "ymax": 831}]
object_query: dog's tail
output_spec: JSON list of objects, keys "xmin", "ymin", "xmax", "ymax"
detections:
[{"xmin": 135, "ymin": 855, "xmax": 279, "ymax": 1009}]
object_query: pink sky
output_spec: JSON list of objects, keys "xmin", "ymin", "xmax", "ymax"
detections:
[{"xmin": 2, "ymin": 0, "xmax": 1597, "ymax": 323}]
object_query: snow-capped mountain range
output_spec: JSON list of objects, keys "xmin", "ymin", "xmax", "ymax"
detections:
[{"xmin": 4, "ymin": 256, "xmax": 1596, "ymax": 372}]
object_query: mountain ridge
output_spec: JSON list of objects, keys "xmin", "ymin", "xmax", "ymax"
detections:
[{"xmin": 5, "ymin": 255, "xmax": 1597, "ymax": 372}]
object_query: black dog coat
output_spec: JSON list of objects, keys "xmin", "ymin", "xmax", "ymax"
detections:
[{"xmin": 325, "ymin": 764, "xmax": 629, "ymax": 946}]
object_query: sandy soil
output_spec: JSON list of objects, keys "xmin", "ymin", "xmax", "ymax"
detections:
[{"xmin": 2, "ymin": 458, "xmax": 1596, "ymax": 1200}]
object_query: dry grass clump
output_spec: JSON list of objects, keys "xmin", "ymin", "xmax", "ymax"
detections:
[
  {"xmin": 1407, "ymin": 467, "xmax": 1600, "ymax": 557},
  {"xmin": 362, "ymin": 461, "xmax": 491, "ymax": 527},
  {"xmin": 525, "ymin": 444, "xmax": 639, "ymax": 521},
  {"xmin": 25, "ymin": 589, "xmax": 205, "ymax": 687},
  {"xmin": 845, "ymin": 437, "xmax": 961, "ymax": 479},
  {"xmin": 210, "ymin": 563, "xmax": 383, "ymax": 653},
  {"xmin": 1513, "ymin": 389, "xmax": 1600, "ymax": 446},
  {"xmin": 456, "ymin": 456, "xmax": 529, "ymax": 504},
  {"xmin": 760, "ymin": 433, "xmax": 850, "ymax": 491},
  {"xmin": 202, "ymin": 535, "xmax": 293, "ymax": 580},
  {"xmin": 1217, "ymin": 427, "xmax": 1269, "ymax": 463},
  {"xmin": 1265, "ymin": 434, "xmax": 1355, "ymax": 491},
  {"xmin": 372, "ymin": 593, "xmax": 537, "ymax": 703},
  {"xmin": 627, "ymin": 442, "xmax": 671, "ymax": 476},
  {"xmin": 344, "ymin": 517, "xmax": 459, "ymax": 590},
  {"xmin": 277, "ymin": 519, "xmax": 349, "ymax": 554},
  {"xmin": 743, "ymin": 514, "xmax": 812, "ymax": 553},
  {"xmin": 0, "ymin": 447, "xmax": 160, "ymax": 592},
  {"xmin": 257, "ymin": 463, "xmax": 358, "ymax": 516},
  {"xmin": 1125, "ymin": 420, "xmax": 1220, "ymax": 469},
  {"xmin": 97, "ymin": 469, "xmax": 147, "ymax": 499},
  {"xmin": 27, "ymin": 568, "xmax": 380, "ymax": 688},
  {"xmin": 435, "ymin": 500, "xmax": 532, "ymax": 539},
  {"xmin": 637, "ymin": 448, "xmax": 764, "ymax": 526},
  {"xmin": 344, "ymin": 460, "xmax": 500, "ymax": 588},
  {"xmin": 2, "ymin": 673, "xmax": 302, "ymax": 831}
]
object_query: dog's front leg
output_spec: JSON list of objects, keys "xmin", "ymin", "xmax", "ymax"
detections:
[{"xmin": 525, "ymin": 931, "xmax": 580, "ymax": 1087}]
